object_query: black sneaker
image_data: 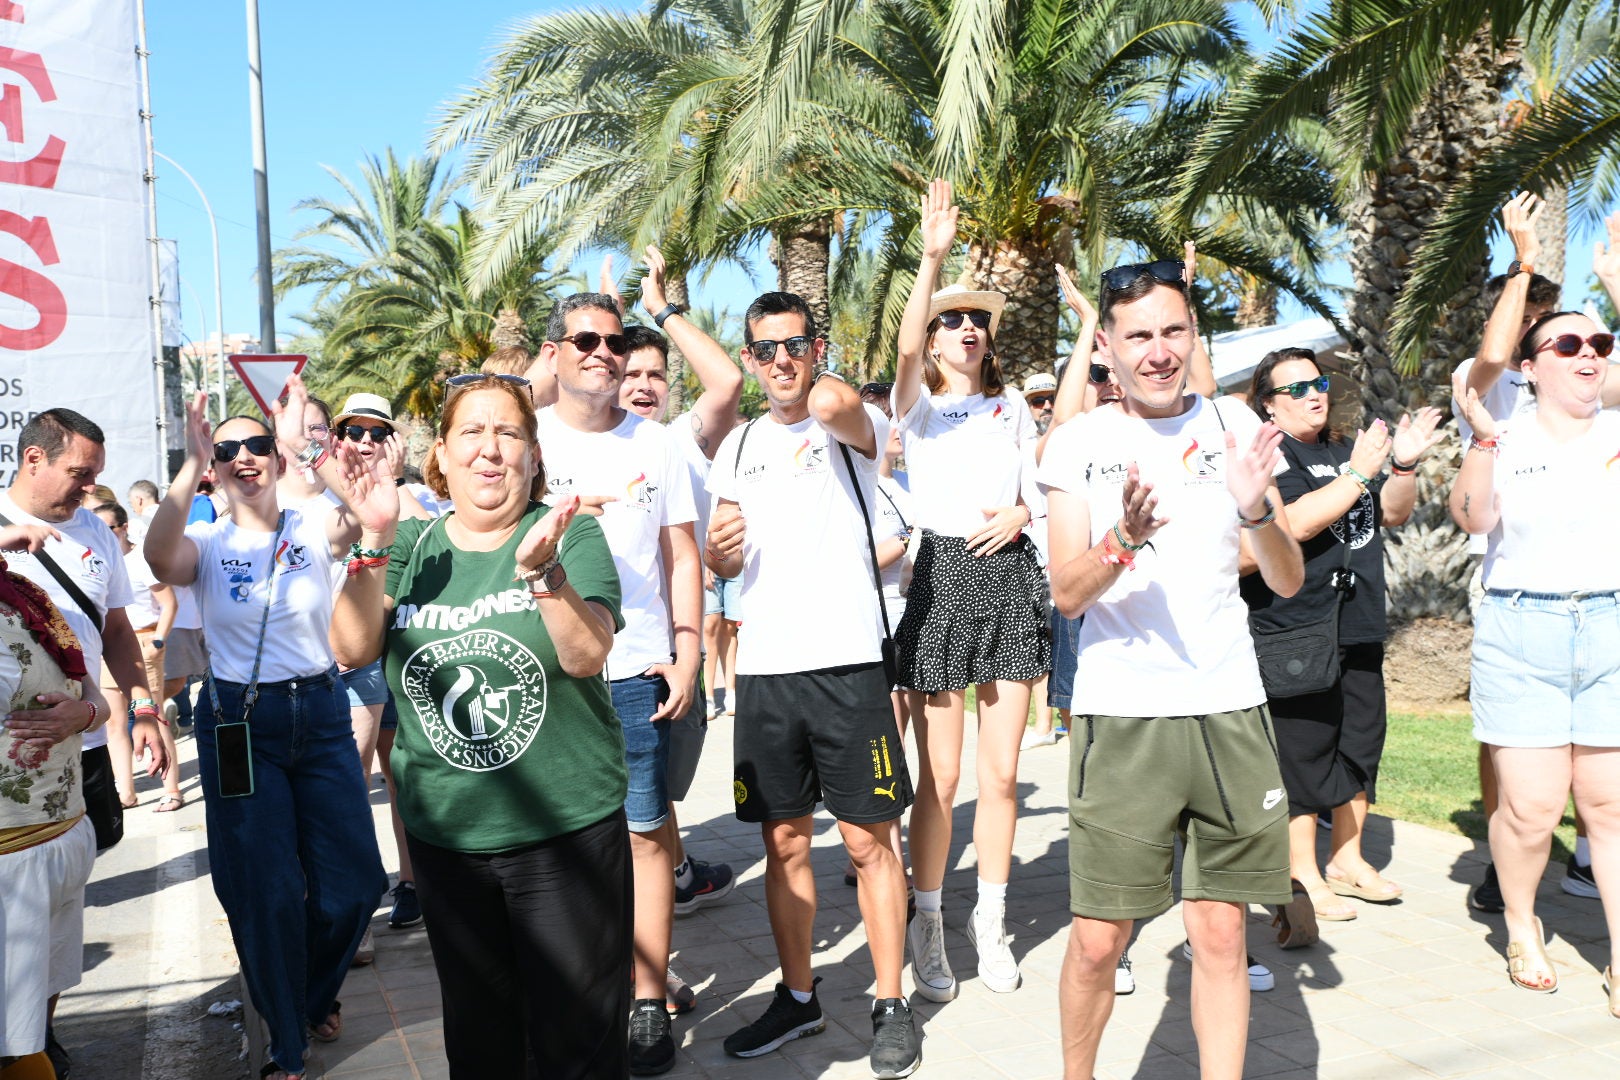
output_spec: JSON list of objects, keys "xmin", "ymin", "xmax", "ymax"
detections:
[
  {"xmin": 628, "ymin": 998, "xmax": 675, "ymax": 1075},
  {"xmin": 723, "ymin": 979, "xmax": 825, "ymax": 1058},
  {"xmin": 388, "ymin": 881, "xmax": 423, "ymax": 928},
  {"xmin": 674, "ymin": 857, "xmax": 735, "ymax": 915},
  {"xmin": 869, "ymin": 997, "xmax": 920, "ymax": 1078},
  {"xmin": 1562, "ymin": 855, "xmax": 1601, "ymax": 899},
  {"xmin": 1470, "ymin": 862, "xmax": 1505, "ymax": 913},
  {"xmin": 45, "ymin": 1026, "xmax": 72, "ymax": 1079}
]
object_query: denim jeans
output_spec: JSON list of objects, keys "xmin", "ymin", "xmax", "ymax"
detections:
[
  {"xmin": 610, "ymin": 673, "xmax": 672, "ymax": 832},
  {"xmin": 196, "ymin": 668, "xmax": 387, "ymax": 1073}
]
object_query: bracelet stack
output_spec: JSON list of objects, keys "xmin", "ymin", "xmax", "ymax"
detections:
[
  {"xmin": 1100, "ymin": 522, "xmax": 1146, "ymax": 570},
  {"xmin": 1344, "ymin": 466, "xmax": 1373, "ymax": 490},
  {"xmin": 80, "ymin": 700, "xmax": 99, "ymax": 733},
  {"xmin": 296, "ymin": 441, "xmax": 330, "ymax": 471},
  {"xmin": 1390, "ymin": 457, "xmax": 1418, "ymax": 477},
  {"xmin": 1239, "ymin": 498, "xmax": 1277, "ymax": 530},
  {"xmin": 1468, "ymin": 436, "xmax": 1500, "ymax": 456},
  {"xmin": 346, "ymin": 543, "xmax": 391, "ymax": 577},
  {"xmin": 131, "ymin": 696, "xmax": 161, "ymax": 722}
]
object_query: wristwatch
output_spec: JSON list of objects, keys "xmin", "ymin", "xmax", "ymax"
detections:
[
  {"xmin": 527, "ymin": 560, "xmax": 568, "ymax": 596},
  {"xmin": 151, "ymin": 637, "xmax": 165, "ymax": 649},
  {"xmin": 1507, "ymin": 259, "xmax": 1534, "ymax": 277},
  {"xmin": 652, "ymin": 304, "xmax": 681, "ymax": 329}
]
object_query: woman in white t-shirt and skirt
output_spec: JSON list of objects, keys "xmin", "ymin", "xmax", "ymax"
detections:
[
  {"xmin": 146, "ymin": 385, "xmax": 389, "ymax": 1080},
  {"xmin": 892, "ymin": 180, "xmax": 1051, "ymax": 1002},
  {"xmin": 1452, "ymin": 310, "xmax": 1620, "ymax": 1012}
]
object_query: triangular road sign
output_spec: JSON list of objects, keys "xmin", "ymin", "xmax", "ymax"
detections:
[{"xmin": 228, "ymin": 354, "xmax": 307, "ymax": 418}]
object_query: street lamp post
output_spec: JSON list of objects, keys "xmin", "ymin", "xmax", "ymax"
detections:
[{"xmin": 153, "ymin": 151, "xmax": 227, "ymax": 422}]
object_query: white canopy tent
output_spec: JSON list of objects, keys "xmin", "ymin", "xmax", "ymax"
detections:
[{"xmin": 1209, "ymin": 316, "xmax": 1347, "ymax": 392}]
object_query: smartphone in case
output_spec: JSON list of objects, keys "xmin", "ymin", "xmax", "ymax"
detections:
[{"xmin": 215, "ymin": 722, "xmax": 254, "ymax": 798}]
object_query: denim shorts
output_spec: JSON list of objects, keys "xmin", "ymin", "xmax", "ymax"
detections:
[
  {"xmin": 341, "ymin": 659, "xmax": 389, "ymax": 707},
  {"xmin": 704, "ymin": 575, "xmax": 741, "ymax": 621},
  {"xmin": 610, "ymin": 673, "xmax": 672, "ymax": 832},
  {"xmin": 1472, "ymin": 590, "xmax": 1620, "ymax": 748},
  {"xmin": 1049, "ymin": 609, "xmax": 1083, "ymax": 711}
]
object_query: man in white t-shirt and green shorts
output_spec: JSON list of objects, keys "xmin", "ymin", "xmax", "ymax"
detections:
[
  {"xmin": 1039, "ymin": 263, "xmax": 1305, "ymax": 1080},
  {"xmin": 706, "ymin": 292, "xmax": 919, "ymax": 1080}
]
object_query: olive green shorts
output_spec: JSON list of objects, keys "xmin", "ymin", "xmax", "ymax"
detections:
[{"xmin": 1067, "ymin": 706, "xmax": 1293, "ymax": 920}]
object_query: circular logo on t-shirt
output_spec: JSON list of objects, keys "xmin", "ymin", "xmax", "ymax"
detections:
[
  {"xmin": 402, "ymin": 629, "xmax": 547, "ymax": 772},
  {"xmin": 1328, "ymin": 473, "xmax": 1377, "ymax": 549}
]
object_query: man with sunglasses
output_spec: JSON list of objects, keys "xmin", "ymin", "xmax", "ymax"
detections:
[
  {"xmin": 1039, "ymin": 262, "xmax": 1304, "ymax": 1080},
  {"xmin": 705, "ymin": 292, "xmax": 918, "ymax": 1078},
  {"xmin": 534, "ymin": 292, "xmax": 702, "ymax": 1076}
]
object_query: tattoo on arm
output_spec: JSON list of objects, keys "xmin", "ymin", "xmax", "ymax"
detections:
[
  {"xmin": 691, "ymin": 413, "xmax": 709, "ymax": 452},
  {"xmin": 1463, "ymin": 493, "xmax": 1471, "ymax": 516}
]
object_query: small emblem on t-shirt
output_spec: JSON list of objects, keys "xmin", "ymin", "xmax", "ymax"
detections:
[
  {"xmin": 1328, "ymin": 466, "xmax": 1378, "ymax": 549},
  {"xmin": 274, "ymin": 539, "xmax": 310, "ymax": 573},
  {"xmin": 623, "ymin": 472, "xmax": 658, "ymax": 510},
  {"xmin": 733, "ymin": 779, "xmax": 748, "ymax": 805},
  {"xmin": 78, "ymin": 550, "xmax": 108, "ymax": 580},
  {"xmin": 222, "ymin": 559, "xmax": 254, "ymax": 602},
  {"xmin": 791, "ymin": 438, "xmax": 828, "ymax": 475},
  {"xmin": 403, "ymin": 627, "xmax": 547, "ymax": 772},
  {"xmin": 1181, "ymin": 437, "xmax": 1222, "ymax": 481},
  {"xmin": 1607, "ymin": 449, "xmax": 1620, "ymax": 471},
  {"xmin": 550, "ymin": 476, "xmax": 574, "ymax": 489},
  {"xmin": 942, "ymin": 410, "xmax": 968, "ymax": 422}
]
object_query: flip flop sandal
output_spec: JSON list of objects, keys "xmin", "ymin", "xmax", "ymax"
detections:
[
  {"xmin": 154, "ymin": 794, "xmax": 184, "ymax": 813},
  {"xmin": 120, "ymin": 793, "xmax": 139, "ymax": 809},
  {"xmin": 310, "ymin": 1001, "xmax": 342, "ymax": 1043},
  {"xmin": 1272, "ymin": 881, "xmax": 1320, "ymax": 950},
  {"xmin": 1325, "ymin": 872, "xmax": 1403, "ymax": 903}
]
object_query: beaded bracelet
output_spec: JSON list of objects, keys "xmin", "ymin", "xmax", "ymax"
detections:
[
  {"xmin": 1239, "ymin": 497, "xmax": 1277, "ymax": 530},
  {"xmin": 1468, "ymin": 436, "xmax": 1500, "ymax": 455},
  {"xmin": 80, "ymin": 700, "xmax": 99, "ymax": 733},
  {"xmin": 1345, "ymin": 466, "xmax": 1373, "ymax": 489}
]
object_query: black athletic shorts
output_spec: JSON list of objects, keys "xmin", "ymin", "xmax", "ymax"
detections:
[{"xmin": 733, "ymin": 661, "xmax": 912, "ymax": 825}]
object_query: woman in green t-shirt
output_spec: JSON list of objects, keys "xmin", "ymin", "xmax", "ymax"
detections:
[{"xmin": 331, "ymin": 373, "xmax": 629, "ymax": 1079}]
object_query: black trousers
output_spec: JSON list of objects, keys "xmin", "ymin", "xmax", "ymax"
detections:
[{"xmin": 407, "ymin": 810, "xmax": 633, "ymax": 1080}]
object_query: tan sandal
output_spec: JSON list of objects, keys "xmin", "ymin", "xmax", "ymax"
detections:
[
  {"xmin": 1506, "ymin": 919, "xmax": 1557, "ymax": 993},
  {"xmin": 1604, "ymin": 967, "xmax": 1620, "ymax": 1018},
  {"xmin": 1325, "ymin": 868, "xmax": 1404, "ymax": 903},
  {"xmin": 310, "ymin": 1001, "xmax": 342, "ymax": 1043},
  {"xmin": 1304, "ymin": 883, "xmax": 1358, "ymax": 922},
  {"xmin": 1273, "ymin": 880, "xmax": 1320, "ymax": 949}
]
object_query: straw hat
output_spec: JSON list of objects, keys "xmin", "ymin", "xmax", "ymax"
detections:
[
  {"xmin": 927, "ymin": 283, "xmax": 1006, "ymax": 339},
  {"xmin": 1022, "ymin": 373, "xmax": 1058, "ymax": 397},
  {"xmin": 332, "ymin": 392, "xmax": 400, "ymax": 432}
]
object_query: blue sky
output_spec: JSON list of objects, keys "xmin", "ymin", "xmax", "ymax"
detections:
[{"xmin": 146, "ymin": 0, "xmax": 1611, "ymax": 350}]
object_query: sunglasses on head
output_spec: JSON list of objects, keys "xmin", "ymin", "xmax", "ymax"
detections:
[
  {"xmin": 1100, "ymin": 259, "xmax": 1184, "ymax": 293},
  {"xmin": 1265, "ymin": 375, "xmax": 1331, "ymax": 400},
  {"xmin": 446, "ymin": 373, "xmax": 532, "ymax": 389},
  {"xmin": 553, "ymin": 331, "xmax": 628, "ymax": 355},
  {"xmin": 213, "ymin": 435, "xmax": 277, "ymax": 462},
  {"xmin": 936, "ymin": 309, "xmax": 992, "ymax": 331},
  {"xmin": 1533, "ymin": 332, "xmax": 1616, "ymax": 359},
  {"xmin": 1088, "ymin": 363, "xmax": 1112, "ymax": 384},
  {"xmin": 745, "ymin": 336, "xmax": 815, "ymax": 363},
  {"xmin": 859, "ymin": 381, "xmax": 893, "ymax": 399},
  {"xmin": 341, "ymin": 424, "xmax": 392, "ymax": 443}
]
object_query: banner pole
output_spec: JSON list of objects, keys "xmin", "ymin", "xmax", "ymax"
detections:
[
  {"xmin": 246, "ymin": 0, "xmax": 276, "ymax": 354},
  {"xmin": 136, "ymin": 0, "xmax": 168, "ymax": 487}
]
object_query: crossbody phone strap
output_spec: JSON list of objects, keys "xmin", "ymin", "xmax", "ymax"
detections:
[
  {"xmin": 836, "ymin": 442, "xmax": 894, "ymax": 641},
  {"xmin": 0, "ymin": 510, "xmax": 103, "ymax": 633},
  {"xmin": 205, "ymin": 510, "xmax": 286, "ymax": 723}
]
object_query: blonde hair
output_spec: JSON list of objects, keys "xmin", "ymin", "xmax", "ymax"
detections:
[
  {"xmin": 422, "ymin": 376, "xmax": 546, "ymax": 502},
  {"xmin": 480, "ymin": 346, "xmax": 533, "ymax": 377}
]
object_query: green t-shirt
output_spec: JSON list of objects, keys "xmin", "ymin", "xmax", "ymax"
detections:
[{"xmin": 384, "ymin": 504, "xmax": 626, "ymax": 853}]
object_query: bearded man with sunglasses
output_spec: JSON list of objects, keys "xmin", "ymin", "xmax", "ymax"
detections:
[
  {"xmin": 533, "ymin": 292, "xmax": 701, "ymax": 1076},
  {"xmin": 1039, "ymin": 261, "xmax": 1304, "ymax": 1080}
]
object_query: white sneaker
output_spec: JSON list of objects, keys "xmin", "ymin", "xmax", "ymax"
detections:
[
  {"xmin": 966, "ymin": 902, "xmax": 1021, "ymax": 993},
  {"xmin": 1114, "ymin": 950, "xmax": 1135, "ymax": 994},
  {"xmin": 1180, "ymin": 941, "xmax": 1273, "ymax": 992},
  {"xmin": 907, "ymin": 908, "xmax": 957, "ymax": 1002},
  {"xmin": 350, "ymin": 927, "xmax": 374, "ymax": 967},
  {"xmin": 1020, "ymin": 728, "xmax": 1058, "ymax": 751}
]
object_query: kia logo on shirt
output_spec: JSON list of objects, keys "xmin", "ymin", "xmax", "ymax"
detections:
[{"xmin": 942, "ymin": 410, "xmax": 968, "ymax": 422}]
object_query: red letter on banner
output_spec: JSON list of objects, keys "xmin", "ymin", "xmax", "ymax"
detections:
[
  {"xmin": 0, "ymin": 210, "xmax": 67, "ymax": 350},
  {"xmin": 0, "ymin": 46, "xmax": 64, "ymax": 189},
  {"xmin": 0, "ymin": 3, "xmax": 22, "ymax": 24}
]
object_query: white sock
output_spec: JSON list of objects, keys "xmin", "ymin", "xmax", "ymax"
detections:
[
  {"xmin": 914, "ymin": 887, "xmax": 943, "ymax": 914},
  {"xmin": 789, "ymin": 987, "xmax": 814, "ymax": 1004},
  {"xmin": 977, "ymin": 878, "xmax": 1008, "ymax": 911},
  {"xmin": 1576, "ymin": 837, "xmax": 1592, "ymax": 866},
  {"xmin": 674, "ymin": 857, "xmax": 694, "ymax": 888}
]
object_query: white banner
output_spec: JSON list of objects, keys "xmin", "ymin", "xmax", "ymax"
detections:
[{"xmin": 0, "ymin": 0, "xmax": 158, "ymax": 497}]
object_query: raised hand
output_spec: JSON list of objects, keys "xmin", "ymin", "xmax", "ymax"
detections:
[
  {"xmin": 920, "ymin": 178, "xmax": 959, "ymax": 261},
  {"xmin": 1056, "ymin": 264, "xmax": 1098, "ymax": 324},
  {"xmin": 1348, "ymin": 418, "xmax": 1393, "ymax": 479},
  {"xmin": 1226, "ymin": 422, "xmax": 1284, "ymax": 520},
  {"xmin": 1451, "ymin": 370, "xmax": 1497, "ymax": 442},
  {"xmin": 1183, "ymin": 239, "xmax": 1198, "ymax": 286},
  {"xmin": 1390, "ymin": 406, "xmax": 1447, "ymax": 465},
  {"xmin": 269, "ymin": 372, "xmax": 314, "ymax": 458},
  {"xmin": 640, "ymin": 245, "xmax": 669, "ymax": 315},
  {"xmin": 1502, "ymin": 191, "xmax": 1543, "ymax": 265},
  {"xmin": 184, "ymin": 391, "xmax": 213, "ymax": 464},
  {"xmin": 1117, "ymin": 465, "xmax": 1168, "ymax": 547},
  {"xmin": 342, "ymin": 437, "xmax": 401, "ymax": 535},
  {"xmin": 515, "ymin": 495, "xmax": 579, "ymax": 572},
  {"xmin": 1595, "ymin": 211, "xmax": 1620, "ymax": 286}
]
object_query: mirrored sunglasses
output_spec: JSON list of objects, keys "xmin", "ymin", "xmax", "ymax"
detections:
[
  {"xmin": 1265, "ymin": 375, "xmax": 1331, "ymax": 400},
  {"xmin": 1100, "ymin": 259, "xmax": 1184, "ymax": 292},
  {"xmin": 745, "ymin": 336, "xmax": 814, "ymax": 363}
]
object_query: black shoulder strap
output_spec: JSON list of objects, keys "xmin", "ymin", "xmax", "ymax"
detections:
[
  {"xmin": 876, "ymin": 483, "xmax": 909, "ymax": 533},
  {"xmin": 835, "ymin": 441, "xmax": 893, "ymax": 640},
  {"xmin": 0, "ymin": 510, "xmax": 103, "ymax": 633},
  {"xmin": 732, "ymin": 418, "xmax": 761, "ymax": 478}
]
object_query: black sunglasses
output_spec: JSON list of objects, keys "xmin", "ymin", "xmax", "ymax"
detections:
[
  {"xmin": 1100, "ymin": 260, "xmax": 1185, "ymax": 293},
  {"xmin": 1028, "ymin": 394, "xmax": 1054, "ymax": 407},
  {"xmin": 1088, "ymin": 363, "xmax": 1112, "ymax": 384},
  {"xmin": 859, "ymin": 381, "xmax": 894, "ymax": 399},
  {"xmin": 553, "ymin": 331, "xmax": 628, "ymax": 355},
  {"xmin": 447, "ymin": 373, "xmax": 532, "ymax": 389},
  {"xmin": 1533, "ymin": 332, "xmax": 1616, "ymax": 359},
  {"xmin": 1265, "ymin": 375, "xmax": 1331, "ymax": 400},
  {"xmin": 937, "ymin": 309, "xmax": 992, "ymax": 331},
  {"xmin": 341, "ymin": 423, "xmax": 392, "ymax": 443},
  {"xmin": 213, "ymin": 435, "xmax": 277, "ymax": 462},
  {"xmin": 745, "ymin": 336, "xmax": 815, "ymax": 363}
]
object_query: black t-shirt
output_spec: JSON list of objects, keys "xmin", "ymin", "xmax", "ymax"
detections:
[{"xmin": 1242, "ymin": 435, "xmax": 1387, "ymax": 645}]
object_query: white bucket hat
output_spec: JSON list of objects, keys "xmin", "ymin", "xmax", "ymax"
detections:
[{"xmin": 333, "ymin": 392, "xmax": 400, "ymax": 432}]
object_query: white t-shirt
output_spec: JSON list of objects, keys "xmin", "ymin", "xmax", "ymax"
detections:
[
  {"xmin": 895, "ymin": 389, "xmax": 1043, "ymax": 537},
  {"xmin": 282, "ymin": 489, "xmax": 346, "ymax": 592},
  {"xmin": 1037, "ymin": 396, "xmax": 1268, "ymax": 717},
  {"xmin": 0, "ymin": 492, "xmax": 132, "ymax": 751},
  {"xmin": 172, "ymin": 582, "xmax": 201, "ymax": 632},
  {"xmin": 874, "ymin": 474, "xmax": 912, "ymax": 626},
  {"xmin": 708, "ymin": 406, "xmax": 891, "ymax": 675},
  {"xmin": 185, "ymin": 508, "xmax": 338, "ymax": 683},
  {"xmin": 668, "ymin": 411, "xmax": 715, "ymax": 553},
  {"xmin": 123, "ymin": 548, "xmax": 161, "ymax": 629},
  {"xmin": 127, "ymin": 505, "xmax": 157, "ymax": 546},
  {"xmin": 537, "ymin": 408, "xmax": 697, "ymax": 681},
  {"xmin": 1481, "ymin": 410, "xmax": 1620, "ymax": 593},
  {"xmin": 1452, "ymin": 357, "xmax": 1535, "ymax": 556}
]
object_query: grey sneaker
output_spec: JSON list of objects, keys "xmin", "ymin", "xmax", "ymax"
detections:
[
  {"xmin": 966, "ymin": 901, "xmax": 1021, "ymax": 993},
  {"xmin": 723, "ymin": 980, "xmax": 825, "ymax": 1058},
  {"xmin": 1114, "ymin": 950, "xmax": 1135, "ymax": 995},
  {"xmin": 1562, "ymin": 856, "xmax": 1600, "ymax": 899},
  {"xmin": 350, "ymin": 927, "xmax": 374, "ymax": 967},
  {"xmin": 907, "ymin": 908, "xmax": 957, "ymax": 1002},
  {"xmin": 869, "ymin": 997, "xmax": 920, "ymax": 1078}
]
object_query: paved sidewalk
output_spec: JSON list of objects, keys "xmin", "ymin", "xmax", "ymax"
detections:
[{"xmin": 66, "ymin": 714, "xmax": 1620, "ymax": 1078}]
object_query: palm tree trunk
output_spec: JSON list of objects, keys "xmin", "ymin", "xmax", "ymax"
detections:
[
  {"xmin": 965, "ymin": 238, "xmax": 1058, "ymax": 388},
  {"xmin": 1343, "ymin": 27, "xmax": 1520, "ymax": 624},
  {"xmin": 1534, "ymin": 180, "xmax": 1568, "ymax": 288},
  {"xmin": 1236, "ymin": 278, "xmax": 1278, "ymax": 329},
  {"xmin": 773, "ymin": 219, "xmax": 832, "ymax": 342}
]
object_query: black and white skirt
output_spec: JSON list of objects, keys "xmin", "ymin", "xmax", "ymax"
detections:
[{"xmin": 895, "ymin": 531, "xmax": 1052, "ymax": 693}]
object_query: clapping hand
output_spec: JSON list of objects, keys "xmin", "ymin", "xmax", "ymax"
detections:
[
  {"xmin": 1502, "ymin": 191, "xmax": 1543, "ymax": 266},
  {"xmin": 515, "ymin": 494, "xmax": 579, "ymax": 575},
  {"xmin": 1226, "ymin": 422, "xmax": 1284, "ymax": 520},
  {"xmin": 1348, "ymin": 418, "xmax": 1393, "ymax": 479},
  {"xmin": 1056, "ymin": 264, "xmax": 1097, "ymax": 325},
  {"xmin": 183, "ymin": 391, "xmax": 214, "ymax": 465},
  {"xmin": 1390, "ymin": 407, "xmax": 1447, "ymax": 466},
  {"xmin": 1117, "ymin": 465, "xmax": 1168, "ymax": 548},
  {"xmin": 1451, "ymin": 370, "xmax": 1497, "ymax": 442}
]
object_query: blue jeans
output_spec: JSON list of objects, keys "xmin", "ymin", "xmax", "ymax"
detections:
[
  {"xmin": 1049, "ymin": 609, "xmax": 1083, "ymax": 711},
  {"xmin": 197, "ymin": 669, "xmax": 387, "ymax": 1073},
  {"xmin": 610, "ymin": 673, "xmax": 672, "ymax": 832}
]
